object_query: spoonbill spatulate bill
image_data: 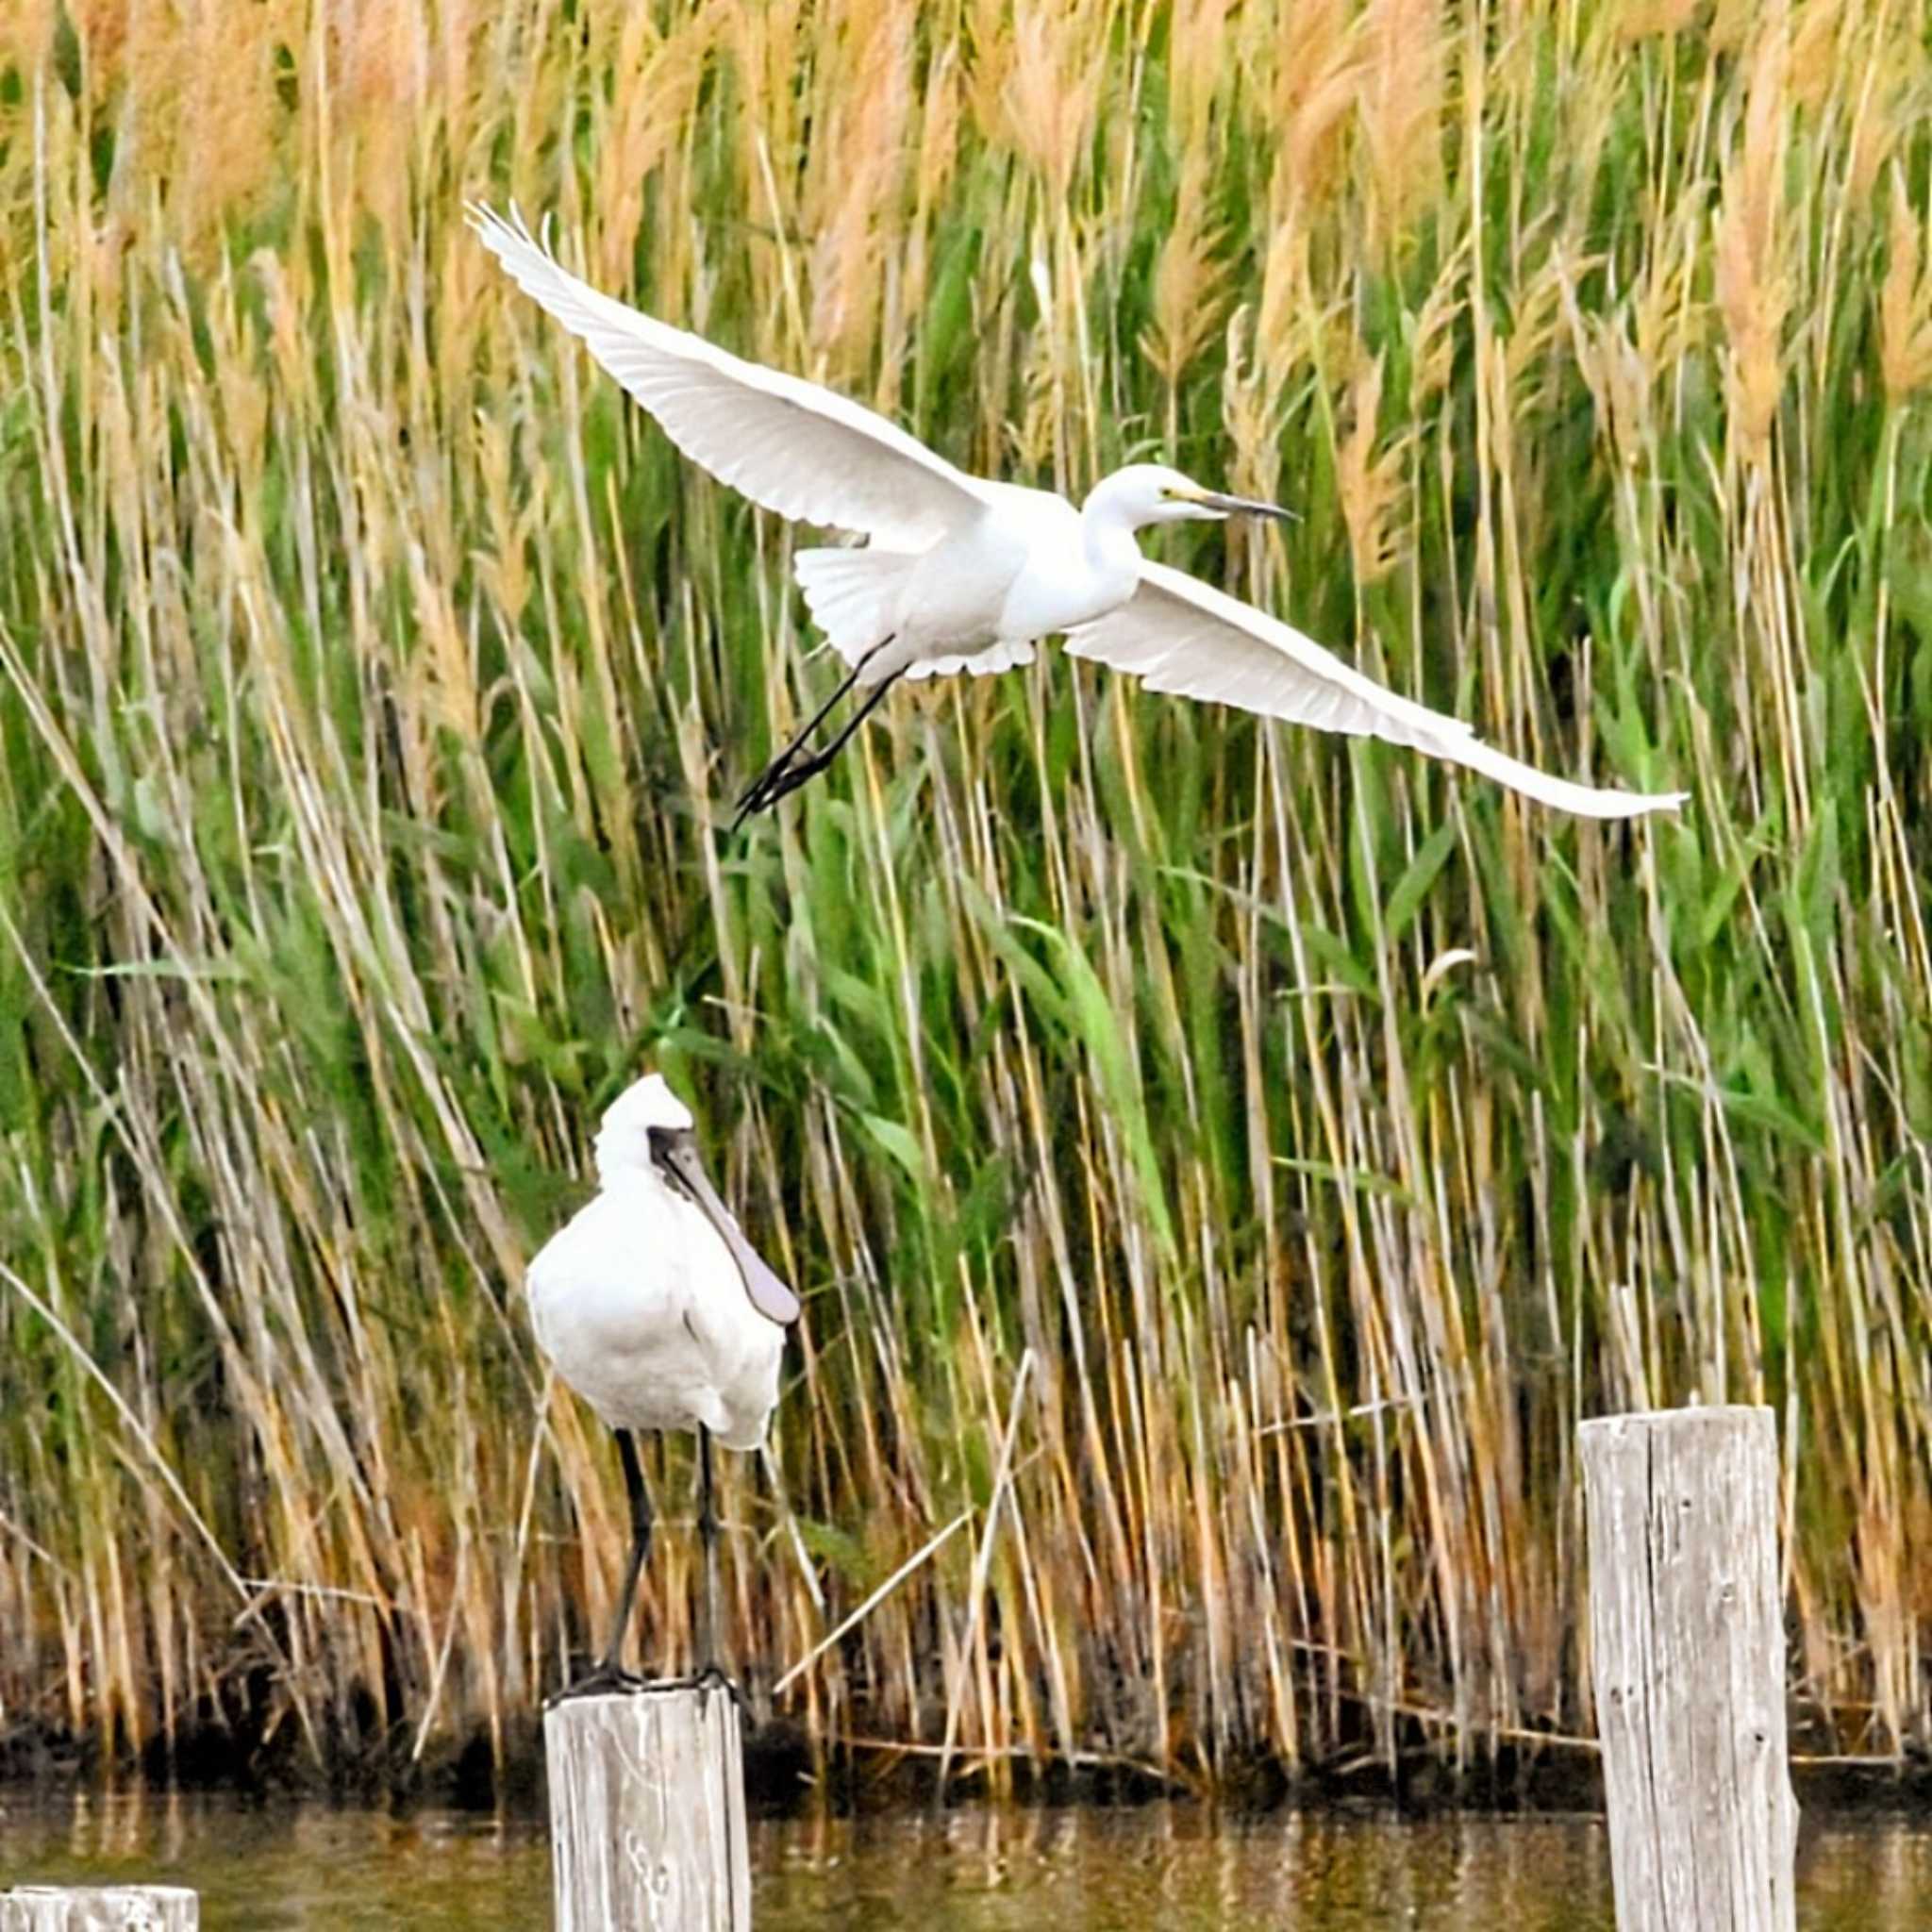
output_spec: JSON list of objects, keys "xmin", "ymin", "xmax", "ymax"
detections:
[
  {"xmin": 527, "ymin": 1073, "xmax": 798, "ymax": 1700},
  {"xmin": 471, "ymin": 205, "xmax": 1687, "ymax": 825}
]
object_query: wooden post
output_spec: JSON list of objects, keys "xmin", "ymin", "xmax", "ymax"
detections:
[
  {"xmin": 0, "ymin": 1890, "xmax": 198, "ymax": 1932},
  {"xmin": 544, "ymin": 1685, "xmax": 751, "ymax": 1931},
  {"xmin": 1580, "ymin": 1406, "xmax": 1797, "ymax": 1932}
]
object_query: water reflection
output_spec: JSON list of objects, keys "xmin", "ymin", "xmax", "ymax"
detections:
[
  {"xmin": 758, "ymin": 1807, "xmax": 1619, "ymax": 1930},
  {"xmin": 0, "ymin": 1788, "xmax": 1926, "ymax": 1928}
]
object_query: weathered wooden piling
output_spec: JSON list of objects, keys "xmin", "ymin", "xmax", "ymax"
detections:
[
  {"xmin": 0, "ymin": 1889, "xmax": 198, "ymax": 1932},
  {"xmin": 545, "ymin": 1684, "xmax": 751, "ymax": 1931},
  {"xmin": 1580, "ymin": 1406, "xmax": 1797, "ymax": 1932}
]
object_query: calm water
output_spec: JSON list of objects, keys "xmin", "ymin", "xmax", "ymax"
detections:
[{"xmin": 2, "ymin": 1790, "xmax": 1929, "ymax": 1928}]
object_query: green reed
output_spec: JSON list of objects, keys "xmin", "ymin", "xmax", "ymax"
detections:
[{"xmin": 1, "ymin": 0, "xmax": 1929, "ymax": 1788}]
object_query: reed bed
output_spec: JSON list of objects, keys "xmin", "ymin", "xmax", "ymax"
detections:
[{"xmin": 2, "ymin": 0, "xmax": 1929, "ymax": 1791}]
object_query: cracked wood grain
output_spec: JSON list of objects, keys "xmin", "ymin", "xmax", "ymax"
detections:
[
  {"xmin": 1581, "ymin": 1407, "xmax": 1796, "ymax": 1932},
  {"xmin": 545, "ymin": 1686, "xmax": 751, "ymax": 1931}
]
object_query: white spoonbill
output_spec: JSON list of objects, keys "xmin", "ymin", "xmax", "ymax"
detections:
[
  {"xmin": 470, "ymin": 205, "xmax": 1686, "ymax": 825},
  {"xmin": 527, "ymin": 1072, "xmax": 798, "ymax": 1698}
]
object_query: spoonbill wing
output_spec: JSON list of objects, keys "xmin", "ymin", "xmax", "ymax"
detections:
[
  {"xmin": 469, "ymin": 205, "xmax": 991, "ymax": 551},
  {"xmin": 1066, "ymin": 559, "xmax": 1687, "ymax": 821}
]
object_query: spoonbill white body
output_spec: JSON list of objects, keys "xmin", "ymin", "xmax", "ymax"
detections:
[
  {"xmin": 527, "ymin": 1072, "xmax": 797, "ymax": 1697},
  {"xmin": 471, "ymin": 205, "xmax": 1686, "ymax": 824}
]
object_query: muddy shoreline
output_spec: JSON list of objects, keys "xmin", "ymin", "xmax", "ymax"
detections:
[{"xmin": 4, "ymin": 1708, "xmax": 1924, "ymax": 1821}]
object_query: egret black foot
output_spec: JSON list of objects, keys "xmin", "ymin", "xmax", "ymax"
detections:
[
  {"xmin": 731, "ymin": 758, "xmax": 808, "ymax": 826},
  {"xmin": 547, "ymin": 1660, "xmax": 648, "ymax": 1707}
]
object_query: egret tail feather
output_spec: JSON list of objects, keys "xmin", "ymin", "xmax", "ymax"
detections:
[{"xmin": 794, "ymin": 547, "xmax": 915, "ymax": 666}]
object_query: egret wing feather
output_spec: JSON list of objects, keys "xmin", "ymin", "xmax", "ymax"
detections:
[
  {"xmin": 1067, "ymin": 561, "xmax": 1687, "ymax": 821},
  {"xmin": 470, "ymin": 205, "xmax": 991, "ymax": 549},
  {"xmin": 792, "ymin": 546, "xmax": 912, "ymax": 667}
]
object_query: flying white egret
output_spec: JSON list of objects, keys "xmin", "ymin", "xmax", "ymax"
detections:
[
  {"xmin": 470, "ymin": 205, "xmax": 1686, "ymax": 824},
  {"xmin": 527, "ymin": 1072, "xmax": 798, "ymax": 1699}
]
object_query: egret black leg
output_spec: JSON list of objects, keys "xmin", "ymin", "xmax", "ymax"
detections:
[
  {"xmin": 735, "ymin": 659, "xmax": 866, "ymax": 824},
  {"xmin": 733, "ymin": 639, "xmax": 896, "ymax": 824},
  {"xmin": 744, "ymin": 669, "xmax": 906, "ymax": 814}
]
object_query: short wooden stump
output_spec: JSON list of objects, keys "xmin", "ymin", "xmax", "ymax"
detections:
[
  {"xmin": 0, "ymin": 1890, "xmax": 198, "ymax": 1932},
  {"xmin": 544, "ymin": 1683, "xmax": 751, "ymax": 1932},
  {"xmin": 1581, "ymin": 1406, "xmax": 1797, "ymax": 1932}
]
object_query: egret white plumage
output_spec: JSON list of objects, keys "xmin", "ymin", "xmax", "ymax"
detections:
[
  {"xmin": 471, "ymin": 205, "xmax": 1686, "ymax": 824},
  {"xmin": 527, "ymin": 1073, "xmax": 797, "ymax": 1698}
]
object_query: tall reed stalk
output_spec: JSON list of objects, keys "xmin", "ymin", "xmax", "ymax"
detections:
[{"xmin": 2, "ymin": 0, "xmax": 1929, "ymax": 1789}]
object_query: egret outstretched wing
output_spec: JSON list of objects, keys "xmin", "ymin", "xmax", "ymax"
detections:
[
  {"xmin": 1067, "ymin": 560, "xmax": 1686, "ymax": 820},
  {"xmin": 468, "ymin": 205, "xmax": 991, "ymax": 550}
]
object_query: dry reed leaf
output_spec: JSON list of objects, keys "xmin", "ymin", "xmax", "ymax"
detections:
[
  {"xmin": 1354, "ymin": 0, "xmax": 1445, "ymax": 249},
  {"xmin": 1142, "ymin": 157, "xmax": 1231, "ymax": 389},
  {"xmin": 1878, "ymin": 175, "xmax": 1932, "ymax": 404},
  {"xmin": 1714, "ymin": 17, "xmax": 1791, "ymax": 456},
  {"xmin": 1336, "ymin": 350, "xmax": 1403, "ymax": 583},
  {"xmin": 1411, "ymin": 242, "xmax": 1470, "ymax": 410},
  {"xmin": 1633, "ymin": 242, "xmax": 1707, "ymax": 387},
  {"xmin": 1167, "ymin": 0, "xmax": 1234, "ymax": 148},
  {"xmin": 1849, "ymin": 18, "xmax": 1932, "ymax": 211},
  {"xmin": 806, "ymin": 0, "xmax": 915, "ymax": 379},
  {"xmin": 335, "ymin": 0, "xmax": 429, "ymax": 242},
  {"xmin": 976, "ymin": 0, "xmax": 1107, "ymax": 205},
  {"xmin": 1613, "ymin": 0, "xmax": 1703, "ymax": 43},
  {"xmin": 595, "ymin": 8, "xmax": 715, "ymax": 286}
]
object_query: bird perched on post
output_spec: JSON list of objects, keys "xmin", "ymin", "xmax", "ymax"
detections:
[
  {"xmin": 470, "ymin": 203, "xmax": 1685, "ymax": 825},
  {"xmin": 527, "ymin": 1072, "xmax": 798, "ymax": 1700}
]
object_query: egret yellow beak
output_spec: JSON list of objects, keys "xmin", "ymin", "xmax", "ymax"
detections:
[{"xmin": 1194, "ymin": 489, "xmax": 1297, "ymax": 523}]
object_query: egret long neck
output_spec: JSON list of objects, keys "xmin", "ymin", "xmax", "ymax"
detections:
[{"xmin": 1078, "ymin": 484, "xmax": 1146, "ymax": 604}]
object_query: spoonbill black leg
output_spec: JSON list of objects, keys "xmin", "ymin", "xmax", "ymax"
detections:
[
  {"xmin": 549, "ymin": 1429, "xmax": 653, "ymax": 1703},
  {"xmin": 683, "ymin": 1426, "xmax": 751, "ymax": 1719},
  {"xmin": 696, "ymin": 1425, "xmax": 719, "ymax": 1676},
  {"xmin": 603, "ymin": 1429, "xmax": 654, "ymax": 1671}
]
